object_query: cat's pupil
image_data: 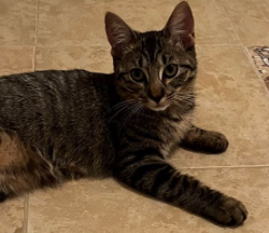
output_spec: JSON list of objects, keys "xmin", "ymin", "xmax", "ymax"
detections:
[
  {"xmin": 131, "ymin": 69, "xmax": 145, "ymax": 82},
  {"xmin": 134, "ymin": 70, "xmax": 141, "ymax": 77},
  {"xmin": 164, "ymin": 64, "xmax": 178, "ymax": 78},
  {"xmin": 167, "ymin": 66, "xmax": 173, "ymax": 72}
]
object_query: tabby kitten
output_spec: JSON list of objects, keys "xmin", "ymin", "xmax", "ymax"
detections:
[{"xmin": 0, "ymin": 1, "xmax": 247, "ymax": 226}]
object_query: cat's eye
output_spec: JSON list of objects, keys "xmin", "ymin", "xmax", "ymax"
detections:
[
  {"xmin": 163, "ymin": 64, "xmax": 178, "ymax": 79},
  {"xmin": 130, "ymin": 69, "xmax": 146, "ymax": 82}
]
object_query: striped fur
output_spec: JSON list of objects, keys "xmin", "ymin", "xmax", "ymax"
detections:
[{"xmin": 0, "ymin": 1, "xmax": 247, "ymax": 227}]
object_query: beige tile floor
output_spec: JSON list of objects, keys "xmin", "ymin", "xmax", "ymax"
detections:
[{"xmin": 0, "ymin": 0, "xmax": 269, "ymax": 232}]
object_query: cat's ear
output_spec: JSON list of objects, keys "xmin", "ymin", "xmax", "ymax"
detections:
[
  {"xmin": 105, "ymin": 12, "xmax": 136, "ymax": 58},
  {"xmin": 163, "ymin": 1, "xmax": 195, "ymax": 49}
]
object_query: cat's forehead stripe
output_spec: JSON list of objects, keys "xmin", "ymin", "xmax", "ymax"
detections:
[{"xmin": 141, "ymin": 32, "xmax": 161, "ymax": 63}]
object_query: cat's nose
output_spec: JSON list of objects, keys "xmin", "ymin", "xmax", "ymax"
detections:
[{"xmin": 148, "ymin": 87, "xmax": 165, "ymax": 103}]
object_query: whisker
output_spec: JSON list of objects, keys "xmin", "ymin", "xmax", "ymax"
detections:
[
  {"xmin": 171, "ymin": 94, "xmax": 195, "ymax": 113},
  {"xmin": 107, "ymin": 104, "xmax": 130, "ymax": 123},
  {"xmin": 102, "ymin": 99, "xmax": 137, "ymax": 120},
  {"xmin": 120, "ymin": 103, "xmax": 140, "ymax": 132}
]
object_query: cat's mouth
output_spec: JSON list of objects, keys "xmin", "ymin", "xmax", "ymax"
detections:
[
  {"xmin": 139, "ymin": 96, "xmax": 171, "ymax": 112},
  {"xmin": 147, "ymin": 102, "xmax": 170, "ymax": 112},
  {"xmin": 150, "ymin": 104, "xmax": 169, "ymax": 111}
]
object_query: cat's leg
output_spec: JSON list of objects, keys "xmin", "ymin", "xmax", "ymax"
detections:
[
  {"xmin": 181, "ymin": 125, "xmax": 229, "ymax": 154},
  {"xmin": 0, "ymin": 161, "xmax": 63, "ymax": 202},
  {"xmin": 114, "ymin": 150, "xmax": 247, "ymax": 227},
  {"xmin": 0, "ymin": 132, "xmax": 63, "ymax": 202},
  {"xmin": 0, "ymin": 168, "xmax": 37, "ymax": 202}
]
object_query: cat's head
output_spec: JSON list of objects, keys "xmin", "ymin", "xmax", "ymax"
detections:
[{"xmin": 105, "ymin": 1, "xmax": 197, "ymax": 112}]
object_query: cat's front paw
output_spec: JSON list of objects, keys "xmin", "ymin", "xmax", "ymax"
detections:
[
  {"xmin": 210, "ymin": 196, "xmax": 248, "ymax": 227},
  {"xmin": 206, "ymin": 131, "xmax": 229, "ymax": 154}
]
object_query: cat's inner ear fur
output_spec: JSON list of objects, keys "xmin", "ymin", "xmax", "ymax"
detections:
[
  {"xmin": 105, "ymin": 12, "xmax": 137, "ymax": 58},
  {"xmin": 163, "ymin": 1, "xmax": 195, "ymax": 49}
]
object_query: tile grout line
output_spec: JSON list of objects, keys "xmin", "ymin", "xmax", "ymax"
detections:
[
  {"xmin": 196, "ymin": 42, "xmax": 241, "ymax": 46},
  {"xmin": 32, "ymin": 46, "xmax": 36, "ymax": 72},
  {"xmin": 25, "ymin": 1, "xmax": 39, "ymax": 231},
  {"xmin": 178, "ymin": 164, "xmax": 269, "ymax": 170},
  {"xmin": 33, "ymin": 0, "xmax": 40, "ymax": 71},
  {"xmin": 23, "ymin": 195, "xmax": 29, "ymax": 233},
  {"xmin": 0, "ymin": 43, "xmax": 243, "ymax": 49},
  {"xmin": 213, "ymin": 0, "xmax": 242, "ymax": 45},
  {"xmin": 214, "ymin": 0, "xmax": 269, "ymax": 99},
  {"xmin": 0, "ymin": 45, "xmax": 35, "ymax": 48}
]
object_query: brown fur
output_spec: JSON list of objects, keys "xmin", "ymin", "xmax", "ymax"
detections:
[
  {"xmin": 0, "ymin": 132, "xmax": 27, "ymax": 169},
  {"xmin": 0, "ymin": 1, "xmax": 247, "ymax": 227}
]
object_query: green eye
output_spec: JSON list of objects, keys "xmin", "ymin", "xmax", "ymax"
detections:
[
  {"xmin": 164, "ymin": 64, "xmax": 178, "ymax": 78},
  {"xmin": 130, "ymin": 69, "xmax": 146, "ymax": 82}
]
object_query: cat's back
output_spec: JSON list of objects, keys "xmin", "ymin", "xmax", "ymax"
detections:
[
  {"xmin": 0, "ymin": 69, "xmax": 113, "ymax": 105},
  {"xmin": 0, "ymin": 70, "xmax": 116, "ymax": 176},
  {"xmin": 0, "ymin": 69, "xmax": 114, "ymax": 126},
  {"xmin": 1, "ymin": 69, "xmax": 111, "ymax": 122}
]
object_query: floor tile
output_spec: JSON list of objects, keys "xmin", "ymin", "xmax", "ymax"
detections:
[
  {"xmin": 37, "ymin": 0, "xmax": 239, "ymax": 47},
  {"xmin": 35, "ymin": 45, "xmax": 113, "ymax": 73},
  {"xmin": 0, "ymin": 46, "xmax": 34, "ymax": 76},
  {"xmin": 171, "ymin": 44, "xmax": 269, "ymax": 167},
  {"xmin": 28, "ymin": 179, "xmax": 142, "ymax": 233},
  {"xmin": 27, "ymin": 167, "xmax": 269, "ymax": 233},
  {"xmin": 139, "ymin": 167, "xmax": 269, "ymax": 233},
  {"xmin": 188, "ymin": 0, "xmax": 239, "ymax": 44},
  {"xmin": 217, "ymin": 0, "xmax": 269, "ymax": 46},
  {"xmin": 0, "ymin": 197, "xmax": 26, "ymax": 233},
  {"xmin": 0, "ymin": 0, "xmax": 37, "ymax": 45}
]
